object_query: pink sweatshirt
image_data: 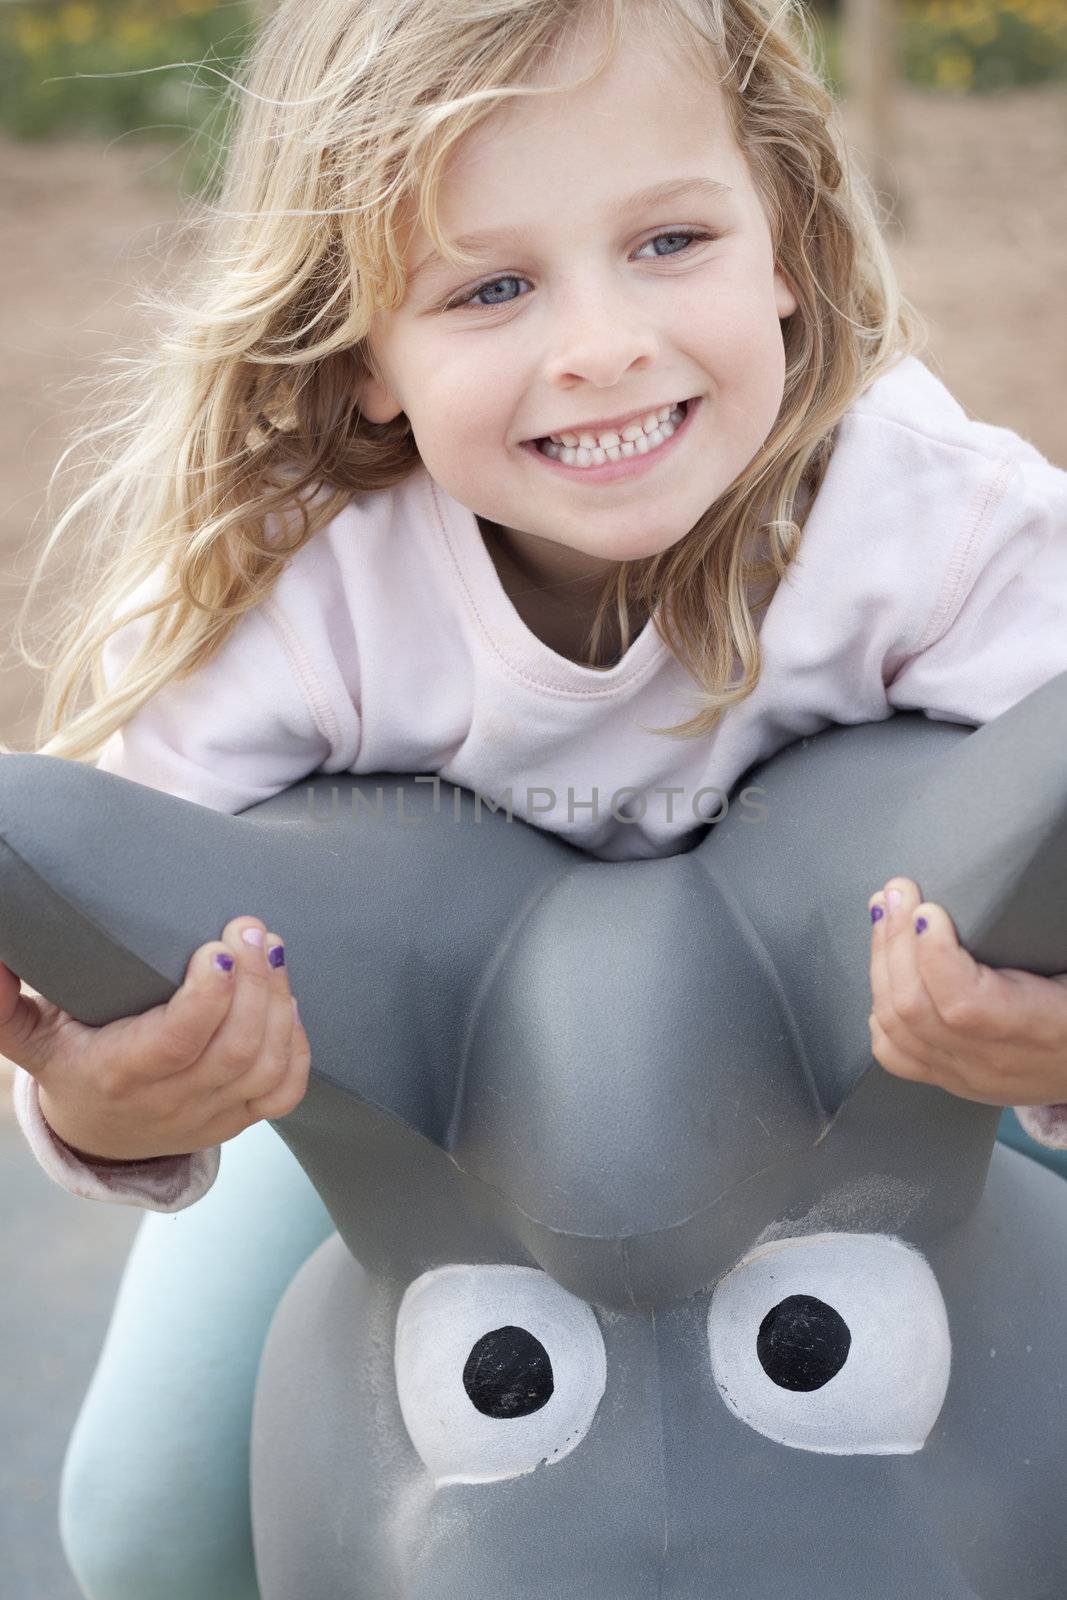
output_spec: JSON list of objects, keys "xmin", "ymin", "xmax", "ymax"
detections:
[{"xmin": 14, "ymin": 354, "xmax": 1067, "ymax": 1208}]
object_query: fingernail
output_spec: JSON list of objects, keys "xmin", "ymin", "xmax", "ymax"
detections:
[
  {"xmin": 241, "ymin": 927, "xmax": 265, "ymax": 948},
  {"xmin": 268, "ymin": 943, "xmax": 286, "ymax": 969},
  {"xmin": 915, "ymin": 916, "xmax": 928, "ymax": 934},
  {"xmin": 886, "ymin": 888, "xmax": 903, "ymax": 910},
  {"xmin": 870, "ymin": 905, "xmax": 884, "ymax": 924},
  {"xmin": 214, "ymin": 952, "xmax": 235, "ymax": 973}
]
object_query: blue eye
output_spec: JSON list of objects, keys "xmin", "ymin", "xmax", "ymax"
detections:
[{"xmin": 445, "ymin": 229, "xmax": 714, "ymax": 312}]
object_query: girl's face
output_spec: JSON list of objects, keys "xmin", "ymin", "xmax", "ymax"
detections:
[{"xmin": 358, "ymin": 9, "xmax": 797, "ymax": 584}]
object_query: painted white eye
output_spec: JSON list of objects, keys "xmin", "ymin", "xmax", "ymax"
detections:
[
  {"xmin": 708, "ymin": 1232, "xmax": 951, "ymax": 1455},
  {"xmin": 395, "ymin": 1265, "xmax": 607, "ymax": 1485}
]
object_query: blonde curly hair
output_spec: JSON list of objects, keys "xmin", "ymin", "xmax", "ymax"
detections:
[{"xmin": 13, "ymin": 0, "xmax": 925, "ymax": 761}]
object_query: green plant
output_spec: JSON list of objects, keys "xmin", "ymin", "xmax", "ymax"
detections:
[{"xmin": 0, "ymin": 0, "xmax": 258, "ymax": 189}]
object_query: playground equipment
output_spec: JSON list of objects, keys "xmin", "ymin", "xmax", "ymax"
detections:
[{"xmin": 2, "ymin": 675, "xmax": 1067, "ymax": 1596}]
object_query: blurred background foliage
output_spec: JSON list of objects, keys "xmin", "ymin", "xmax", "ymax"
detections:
[
  {"xmin": 0, "ymin": 0, "xmax": 1064, "ymax": 175},
  {"xmin": 0, "ymin": 0, "xmax": 258, "ymax": 192},
  {"xmin": 899, "ymin": 0, "xmax": 1067, "ymax": 91}
]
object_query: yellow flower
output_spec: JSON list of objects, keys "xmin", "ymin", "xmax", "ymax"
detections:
[
  {"xmin": 115, "ymin": 15, "xmax": 154, "ymax": 47},
  {"xmin": 13, "ymin": 15, "xmax": 57, "ymax": 55},
  {"xmin": 946, "ymin": 1, "xmax": 972, "ymax": 28},
  {"xmin": 59, "ymin": 3, "xmax": 96, "ymax": 46},
  {"xmin": 1034, "ymin": 0, "xmax": 1067, "ymax": 33},
  {"xmin": 933, "ymin": 45, "xmax": 976, "ymax": 87}
]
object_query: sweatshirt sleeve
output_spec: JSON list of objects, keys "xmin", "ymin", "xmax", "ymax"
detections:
[
  {"xmin": 93, "ymin": 562, "xmax": 356, "ymax": 809},
  {"xmin": 886, "ymin": 448, "xmax": 1067, "ymax": 1149},
  {"xmin": 12, "ymin": 550, "xmax": 362, "ymax": 1210},
  {"xmin": 886, "ymin": 449, "xmax": 1067, "ymax": 726}
]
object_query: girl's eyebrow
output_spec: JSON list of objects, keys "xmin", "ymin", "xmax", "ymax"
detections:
[{"xmin": 408, "ymin": 175, "xmax": 733, "ymax": 285}]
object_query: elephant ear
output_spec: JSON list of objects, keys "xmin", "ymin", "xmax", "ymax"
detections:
[
  {"xmin": 691, "ymin": 669, "xmax": 1067, "ymax": 1240},
  {"xmin": 697, "ymin": 669, "xmax": 1067, "ymax": 1105},
  {"xmin": 880, "ymin": 669, "xmax": 1067, "ymax": 975},
  {"xmin": 0, "ymin": 754, "xmax": 240, "ymax": 1026},
  {"xmin": 0, "ymin": 756, "xmax": 571, "ymax": 1139}
]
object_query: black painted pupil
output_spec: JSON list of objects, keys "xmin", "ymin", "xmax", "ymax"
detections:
[
  {"xmin": 757, "ymin": 1294, "xmax": 851, "ymax": 1392},
  {"xmin": 462, "ymin": 1325, "xmax": 554, "ymax": 1419}
]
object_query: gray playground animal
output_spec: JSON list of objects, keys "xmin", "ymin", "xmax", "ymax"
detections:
[{"xmin": 2, "ymin": 673, "xmax": 1067, "ymax": 1597}]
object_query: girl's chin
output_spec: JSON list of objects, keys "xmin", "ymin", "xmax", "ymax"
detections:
[
  {"xmin": 484, "ymin": 512, "xmax": 694, "ymax": 575},
  {"xmin": 585, "ymin": 530, "xmax": 692, "ymax": 564}
]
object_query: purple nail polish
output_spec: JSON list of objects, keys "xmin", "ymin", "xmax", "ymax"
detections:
[
  {"xmin": 870, "ymin": 905, "xmax": 884, "ymax": 924},
  {"xmin": 268, "ymin": 943, "xmax": 286, "ymax": 969},
  {"xmin": 915, "ymin": 916, "xmax": 928, "ymax": 935},
  {"xmin": 214, "ymin": 952, "xmax": 235, "ymax": 973}
]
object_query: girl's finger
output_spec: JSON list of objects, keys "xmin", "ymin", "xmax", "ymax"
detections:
[
  {"xmin": 869, "ymin": 1005, "xmax": 973, "ymax": 1097},
  {"xmin": 245, "ymin": 1012, "xmax": 311, "ymax": 1122},
  {"xmin": 868, "ymin": 888, "xmax": 891, "ymax": 1020},
  {"xmin": 222, "ymin": 934, "xmax": 296, "ymax": 1107},
  {"xmin": 908, "ymin": 901, "xmax": 1001, "ymax": 1037},
  {"xmin": 880, "ymin": 878, "xmax": 937, "ymax": 1036},
  {"xmin": 868, "ymin": 883, "xmax": 930, "ymax": 1056},
  {"xmin": 114, "ymin": 938, "xmax": 237, "ymax": 1085},
  {"xmin": 913, "ymin": 913, "xmax": 1064, "ymax": 1060},
  {"xmin": 194, "ymin": 916, "xmax": 273, "ymax": 1090},
  {"xmin": 868, "ymin": 1009, "xmax": 929, "ymax": 1083},
  {"xmin": 0, "ymin": 962, "xmax": 49, "ymax": 1076}
]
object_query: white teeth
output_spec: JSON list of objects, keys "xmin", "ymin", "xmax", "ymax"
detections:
[
  {"xmin": 545, "ymin": 401, "xmax": 683, "ymax": 452},
  {"xmin": 537, "ymin": 401, "xmax": 687, "ymax": 469}
]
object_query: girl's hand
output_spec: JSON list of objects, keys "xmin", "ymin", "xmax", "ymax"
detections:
[
  {"xmin": 0, "ymin": 916, "xmax": 310, "ymax": 1161},
  {"xmin": 868, "ymin": 876, "xmax": 1067, "ymax": 1108}
]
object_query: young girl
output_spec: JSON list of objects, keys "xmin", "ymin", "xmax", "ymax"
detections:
[{"xmin": 6, "ymin": 0, "xmax": 1067, "ymax": 1594}]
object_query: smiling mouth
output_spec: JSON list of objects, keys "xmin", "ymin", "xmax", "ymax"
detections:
[
  {"xmin": 530, "ymin": 397, "xmax": 695, "ymax": 449},
  {"xmin": 528, "ymin": 397, "xmax": 697, "ymax": 473}
]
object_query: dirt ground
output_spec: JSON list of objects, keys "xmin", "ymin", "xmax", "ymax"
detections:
[{"xmin": 1, "ymin": 85, "xmax": 1065, "ymax": 755}]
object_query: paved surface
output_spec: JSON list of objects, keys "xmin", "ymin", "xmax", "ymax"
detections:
[{"xmin": 0, "ymin": 1113, "xmax": 140, "ymax": 1599}]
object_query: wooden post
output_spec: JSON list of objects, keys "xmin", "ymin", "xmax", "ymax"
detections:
[{"xmin": 841, "ymin": 0, "xmax": 903, "ymax": 230}]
